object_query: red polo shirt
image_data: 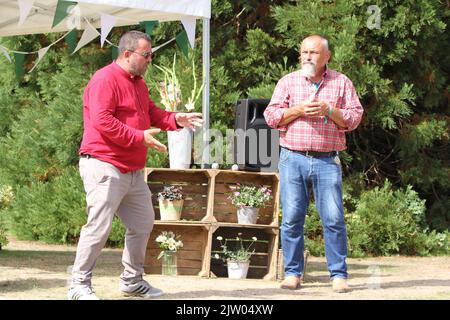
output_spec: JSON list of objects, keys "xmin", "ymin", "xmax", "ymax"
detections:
[{"xmin": 79, "ymin": 61, "xmax": 178, "ymax": 173}]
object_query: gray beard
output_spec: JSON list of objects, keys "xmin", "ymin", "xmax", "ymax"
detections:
[{"xmin": 300, "ymin": 62, "xmax": 316, "ymax": 79}]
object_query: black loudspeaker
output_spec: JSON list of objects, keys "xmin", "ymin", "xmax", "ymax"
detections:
[{"xmin": 234, "ymin": 98, "xmax": 280, "ymax": 172}]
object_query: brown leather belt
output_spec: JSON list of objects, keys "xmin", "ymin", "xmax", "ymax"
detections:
[{"xmin": 283, "ymin": 147, "xmax": 337, "ymax": 158}]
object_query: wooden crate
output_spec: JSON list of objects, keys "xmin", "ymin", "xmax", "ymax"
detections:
[
  {"xmin": 144, "ymin": 222, "xmax": 212, "ymax": 277},
  {"xmin": 212, "ymin": 170, "xmax": 280, "ymax": 226},
  {"xmin": 144, "ymin": 168, "xmax": 281, "ymax": 281},
  {"xmin": 210, "ymin": 225, "xmax": 279, "ymax": 280},
  {"xmin": 145, "ymin": 168, "xmax": 215, "ymax": 222}
]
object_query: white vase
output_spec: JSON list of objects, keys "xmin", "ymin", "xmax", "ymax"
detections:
[
  {"xmin": 227, "ymin": 260, "xmax": 250, "ymax": 279},
  {"xmin": 167, "ymin": 127, "xmax": 193, "ymax": 169},
  {"xmin": 237, "ymin": 207, "xmax": 259, "ymax": 224}
]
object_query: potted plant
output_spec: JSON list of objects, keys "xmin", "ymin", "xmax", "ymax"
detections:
[
  {"xmin": 229, "ymin": 183, "xmax": 273, "ymax": 224},
  {"xmin": 212, "ymin": 233, "xmax": 258, "ymax": 279},
  {"xmin": 157, "ymin": 185, "xmax": 184, "ymax": 221},
  {"xmin": 151, "ymin": 53, "xmax": 204, "ymax": 169},
  {"xmin": 155, "ymin": 231, "xmax": 183, "ymax": 276}
]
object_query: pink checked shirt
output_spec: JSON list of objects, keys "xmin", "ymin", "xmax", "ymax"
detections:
[{"xmin": 264, "ymin": 68, "xmax": 363, "ymax": 152}]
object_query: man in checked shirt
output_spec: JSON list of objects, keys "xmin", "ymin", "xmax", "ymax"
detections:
[{"xmin": 264, "ymin": 35, "xmax": 363, "ymax": 293}]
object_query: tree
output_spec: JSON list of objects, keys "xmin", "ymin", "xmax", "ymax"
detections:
[{"xmin": 0, "ymin": 0, "xmax": 448, "ymax": 248}]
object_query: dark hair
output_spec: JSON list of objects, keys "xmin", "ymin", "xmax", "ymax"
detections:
[{"xmin": 118, "ymin": 31, "xmax": 152, "ymax": 55}]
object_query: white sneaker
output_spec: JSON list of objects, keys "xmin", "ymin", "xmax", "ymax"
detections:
[
  {"xmin": 120, "ymin": 279, "xmax": 163, "ymax": 298},
  {"xmin": 67, "ymin": 285, "xmax": 99, "ymax": 300}
]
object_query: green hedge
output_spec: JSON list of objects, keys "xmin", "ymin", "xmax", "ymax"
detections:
[
  {"xmin": 0, "ymin": 185, "xmax": 14, "ymax": 248},
  {"xmin": 304, "ymin": 180, "xmax": 449, "ymax": 257},
  {"xmin": 4, "ymin": 166, "xmax": 126, "ymax": 246},
  {"xmin": 4, "ymin": 169, "xmax": 449, "ymax": 256}
]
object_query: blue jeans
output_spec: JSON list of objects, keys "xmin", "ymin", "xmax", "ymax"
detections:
[{"xmin": 279, "ymin": 148, "xmax": 348, "ymax": 280}]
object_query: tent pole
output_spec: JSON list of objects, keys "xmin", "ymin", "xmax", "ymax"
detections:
[{"xmin": 201, "ymin": 17, "xmax": 210, "ymax": 168}]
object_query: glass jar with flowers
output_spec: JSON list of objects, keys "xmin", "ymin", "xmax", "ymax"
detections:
[
  {"xmin": 156, "ymin": 231, "xmax": 183, "ymax": 276},
  {"xmin": 157, "ymin": 185, "xmax": 184, "ymax": 221},
  {"xmin": 151, "ymin": 53, "xmax": 204, "ymax": 169},
  {"xmin": 212, "ymin": 233, "xmax": 258, "ymax": 279},
  {"xmin": 228, "ymin": 183, "xmax": 273, "ymax": 224}
]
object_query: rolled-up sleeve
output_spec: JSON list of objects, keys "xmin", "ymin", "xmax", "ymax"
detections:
[
  {"xmin": 339, "ymin": 78, "xmax": 364, "ymax": 132},
  {"xmin": 264, "ymin": 79, "xmax": 289, "ymax": 132}
]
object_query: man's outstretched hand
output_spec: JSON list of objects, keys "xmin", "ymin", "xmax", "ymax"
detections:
[
  {"xmin": 143, "ymin": 128, "xmax": 167, "ymax": 152},
  {"xmin": 175, "ymin": 112, "xmax": 204, "ymax": 131}
]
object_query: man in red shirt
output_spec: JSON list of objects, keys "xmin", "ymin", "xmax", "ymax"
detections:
[
  {"xmin": 68, "ymin": 31, "xmax": 202, "ymax": 300},
  {"xmin": 264, "ymin": 35, "xmax": 363, "ymax": 293}
]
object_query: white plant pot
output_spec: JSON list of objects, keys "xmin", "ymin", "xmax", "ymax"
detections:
[
  {"xmin": 237, "ymin": 207, "xmax": 259, "ymax": 224},
  {"xmin": 159, "ymin": 199, "xmax": 184, "ymax": 221},
  {"xmin": 227, "ymin": 260, "xmax": 250, "ymax": 279},
  {"xmin": 167, "ymin": 127, "xmax": 193, "ymax": 169}
]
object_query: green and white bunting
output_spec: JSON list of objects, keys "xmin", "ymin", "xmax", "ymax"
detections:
[
  {"xmin": 72, "ymin": 20, "xmax": 99, "ymax": 54},
  {"xmin": 13, "ymin": 52, "xmax": 26, "ymax": 81},
  {"xmin": 29, "ymin": 46, "xmax": 51, "ymax": 72},
  {"xmin": 2, "ymin": 1, "xmax": 201, "ymax": 78},
  {"xmin": 52, "ymin": 0, "xmax": 78, "ymax": 28},
  {"xmin": 65, "ymin": 28, "xmax": 78, "ymax": 53},
  {"xmin": 140, "ymin": 20, "xmax": 159, "ymax": 37},
  {"xmin": 111, "ymin": 46, "xmax": 118, "ymax": 60},
  {"xmin": 176, "ymin": 30, "xmax": 190, "ymax": 58},
  {"xmin": 180, "ymin": 16, "xmax": 196, "ymax": 49},
  {"xmin": 0, "ymin": 45, "xmax": 12, "ymax": 62},
  {"xmin": 100, "ymin": 13, "xmax": 116, "ymax": 48}
]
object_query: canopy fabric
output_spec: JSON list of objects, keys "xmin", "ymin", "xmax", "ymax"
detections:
[{"xmin": 0, "ymin": 0, "xmax": 211, "ymax": 37}]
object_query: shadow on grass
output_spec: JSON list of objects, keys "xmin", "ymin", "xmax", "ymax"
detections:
[
  {"xmin": 159, "ymin": 287, "xmax": 328, "ymax": 299},
  {"xmin": 0, "ymin": 249, "xmax": 122, "ymax": 274},
  {"xmin": 338, "ymin": 279, "xmax": 450, "ymax": 293},
  {"xmin": 303, "ymin": 260, "xmax": 397, "ymax": 283},
  {"xmin": 0, "ymin": 278, "xmax": 68, "ymax": 293}
]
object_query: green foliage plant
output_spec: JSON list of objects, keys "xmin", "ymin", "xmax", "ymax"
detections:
[
  {"xmin": 151, "ymin": 52, "xmax": 204, "ymax": 112},
  {"xmin": 157, "ymin": 185, "xmax": 184, "ymax": 201},
  {"xmin": 213, "ymin": 233, "xmax": 259, "ymax": 263},
  {"xmin": 347, "ymin": 180, "xmax": 448, "ymax": 256}
]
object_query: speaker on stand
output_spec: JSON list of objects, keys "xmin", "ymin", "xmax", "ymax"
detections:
[{"xmin": 233, "ymin": 98, "xmax": 280, "ymax": 172}]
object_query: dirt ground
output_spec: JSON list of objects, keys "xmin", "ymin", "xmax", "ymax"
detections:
[{"xmin": 0, "ymin": 236, "xmax": 449, "ymax": 300}]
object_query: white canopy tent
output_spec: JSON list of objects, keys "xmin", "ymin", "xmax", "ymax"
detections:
[{"xmin": 0, "ymin": 0, "xmax": 211, "ymax": 166}]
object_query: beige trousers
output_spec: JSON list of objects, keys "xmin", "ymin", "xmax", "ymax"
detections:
[{"xmin": 71, "ymin": 158, "xmax": 154, "ymax": 286}]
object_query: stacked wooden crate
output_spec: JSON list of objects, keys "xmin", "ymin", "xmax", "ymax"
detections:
[{"xmin": 143, "ymin": 168, "xmax": 280, "ymax": 280}]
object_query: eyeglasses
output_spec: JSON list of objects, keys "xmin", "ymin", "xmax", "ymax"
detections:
[{"xmin": 129, "ymin": 50, "xmax": 154, "ymax": 60}]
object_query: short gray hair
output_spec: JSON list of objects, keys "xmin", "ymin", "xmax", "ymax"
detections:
[
  {"xmin": 301, "ymin": 35, "xmax": 330, "ymax": 51},
  {"xmin": 118, "ymin": 31, "xmax": 152, "ymax": 55},
  {"xmin": 321, "ymin": 37, "xmax": 329, "ymax": 50}
]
